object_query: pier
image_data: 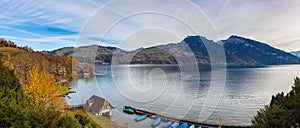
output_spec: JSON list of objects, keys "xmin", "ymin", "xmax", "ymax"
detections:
[
  {"xmin": 66, "ymin": 104, "xmax": 84, "ymax": 109},
  {"xmin": 124, "ymin": 105, "xmax": 251, "ymax": 128}
]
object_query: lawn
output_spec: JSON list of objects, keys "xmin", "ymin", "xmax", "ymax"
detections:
[
  {"xmin": 66, "ymin": 107, "xmax": 125, "ymax": 128},
  {"xmin": 87, "ymin": 113, "xmax": 126, "ymax": 128}
]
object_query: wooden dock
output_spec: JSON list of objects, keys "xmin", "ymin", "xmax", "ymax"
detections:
[
  {"xmin": 66, "ymin": 104, "xmax": 84, "ymax": 109},
  {"xmin": 124, "ymin": 105, "xmax": 251, "ymax": 128}
]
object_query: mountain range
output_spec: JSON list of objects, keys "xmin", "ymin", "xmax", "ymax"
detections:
[{"xmin": 43, "ymin": 35, "xmax": 300, "ymax": 65}]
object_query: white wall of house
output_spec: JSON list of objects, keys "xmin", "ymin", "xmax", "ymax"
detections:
[{"xmin": 98, "ymin": 108, "xmax": 112, "ymax": 116}]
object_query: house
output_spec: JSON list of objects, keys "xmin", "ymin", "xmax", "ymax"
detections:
[
  {"xmin": 83, "ymin": 72, "xmax": 90, "ymax": 77},
  {"xmin": 85, "ymin": 95, "xmax": 114, "ymax": 116}
]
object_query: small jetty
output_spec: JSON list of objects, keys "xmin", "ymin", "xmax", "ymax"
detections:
[
  {"xmin": 66, "ymin": 104, "xmax": 84, "ymax": 109},
  {"xmin": 123, "ymin": 105, "xmax": 251, "ymax": 128},
  {"xmin": 59, "ymin": 90, "xmax": 76, "ymax": 97}
]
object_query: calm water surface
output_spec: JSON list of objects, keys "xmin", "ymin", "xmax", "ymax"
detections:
[{"xmin": 66, "ymin": 64, "xmax": 300, "ymax": 127}]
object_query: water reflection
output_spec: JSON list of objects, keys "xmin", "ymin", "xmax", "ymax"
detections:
[{"xmin": 66, "ymin": 65, "xmax": 300, "ymax": 126}]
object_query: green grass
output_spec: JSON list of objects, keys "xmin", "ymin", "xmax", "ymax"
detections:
[
  {"xmin": 65, "ymin": 109, "xmax": 102, "ymax": 128},
  {"xmin": 57, "ymin": 85, "xmax": 69, "ymax": 95},
  {"xmin": 87, "ymin": 113, "xmax": 126, "ymax": 128},
  {"xmin": 66, "ymin": 107, "xmax": 125, "ymax": 128}
]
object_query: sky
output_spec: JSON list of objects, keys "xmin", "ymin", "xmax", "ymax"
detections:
[{"xmin": 0, "ymin": 0, "xmax": 300, "ymax": 52}]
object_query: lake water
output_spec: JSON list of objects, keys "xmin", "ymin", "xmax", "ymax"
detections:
[{"xmin": 66, "ymin": 64, "xmax": 300, "ymax": 127}]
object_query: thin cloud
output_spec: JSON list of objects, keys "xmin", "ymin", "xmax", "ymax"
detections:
[
  {"xmin": 0, "ymin": 35, "xmax": 77, "ymax": 46},
  {"xmin": 1, "ymin": 0, "xmax": 300, "ymax": 51},
  {"xmin": 0, "ymin": 0, "xmax": 107, "ymax": 50}
]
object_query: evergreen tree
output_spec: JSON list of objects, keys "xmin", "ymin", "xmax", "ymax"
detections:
[
  {"xmin": 0, "ymin": 54, "xmax": 98, "ymax": 127},
  {"xmin": 0, "ymin": 53, "xmax": 26, "ymax": 126},
  {"xmin": 0, "ymin": 54, "xmax": 61, "ymax": 127},
  {"xmin": 252, "ymin": 77, "xmax": 300, "ymax": 127}
]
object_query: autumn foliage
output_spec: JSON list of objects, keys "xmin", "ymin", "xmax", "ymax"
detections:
[
  {"xmin": 0, "ymin": 47, "xmax": 76, "ymax": 85},
  {"xmin": 0, "ymin": 54, "xmax": 97, "ymax": 127},
  {"xmin": 23, "ymin": 66, "xmax": 65, "ymax": 110}
]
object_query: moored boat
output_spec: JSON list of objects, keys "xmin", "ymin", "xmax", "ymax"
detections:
[
  {"xmin": 123, "ymin": 107, "xmax": 135, "ymax": 114},
  {"xmin": 135, "ymin": 114, "xmax": 147, "ymax": 121},
  {"xmin": 123, "ymin": 105, "xmax": 251, "ymax": 128},
  {"xmin": 171, "ymin": 122, "xmax": 180, "ymax": 128},
  {"xmin": 179, "ymin": 122, "xmax": 188, "ymax": 128},
  {"xmin": 189, "ymin": 125, "xmax": 195, "ymax": 128},
  {"xmin": 151, "ymin": 117, "xmax": 161, "ymax": 127},
  {"xmin": 163, "ymin": 121, "xmax": 173, "ymax": 128}
]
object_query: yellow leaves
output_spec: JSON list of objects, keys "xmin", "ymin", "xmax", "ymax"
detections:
[
  {"xmin": 22, "ymin": 66, "xmax": 65, "ymax": 110},
  {"xmin": 64, "ymin": 56, "xmax": 72, "ymax": 65}
]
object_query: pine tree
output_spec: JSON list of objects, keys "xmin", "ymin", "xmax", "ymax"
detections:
[
  {"xmin": 0, "ymin": 54, "xmax": 71, "ymax": 127},
  {"xmin": 0, "ymin": 53, "xmax": 26, "ymax": 126},
  {"xmin": 252, "ymin": 77, "xmax": 300, "ymax": 127}
]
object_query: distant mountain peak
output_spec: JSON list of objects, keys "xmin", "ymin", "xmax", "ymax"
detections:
[
  {"xmin": 183, "ymin": 35, "xmax": 201, "ymax": 41},
  {"xmin": 228, "ymin": 35, "xmax": 243, "ymax": 39},
  {"xmin": 182, "ymin": 35, "xmax": 216, "ymax": 44},
  {"xmin": 290, "ymin": 51, "xmax": 300, "ymax": 58},
  {"xmin": 44, "ymin": 35, "xmax": 300, "ymax": 65},
  {"xmin": 223, "ymin": 35, "xmax": 300, "ymax": 64},
  {"xmin": 227, "ymin": 35, "xmax": 250, "ymax": 43},
  {"xmin": 225, "ymin": 35, "xmax": 271, "ymax": 48},
  {"xmin": 185, "ymin": 35, "xmax": 211, "ymax": 39}
]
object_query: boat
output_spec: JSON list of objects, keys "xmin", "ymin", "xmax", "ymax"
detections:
[
  {"xmin": 151, "ymin": 117, "xmax": 161, "ymax": 127},
  {"xmin": 135, "ymin": 114, "xmax": 147, "ymax": 121},
  {"xmin": 122, "ymin": 105, "xmax": 250, "ymax": 128},
  {"xmin": 189, "ymin": 125, "xmax": 195, "ymax": 128},
  {"xmin": 163, "ymin": 121, "xmax": 173, "ymax": 128},
  {"xmin": 171, "ymin": 122, "xmax": 180, "ymax": 128},
  {"xmin": 123, "ymin": 107, "xmax": 135, "ymax": 114},
  {"xmin": 179, "ymin": 122, "xmax": 188, "ymax": 128}
]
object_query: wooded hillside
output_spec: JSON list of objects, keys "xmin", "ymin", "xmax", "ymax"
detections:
[
  {"xmin": 0, "ymin": 38, "xmax": 76, "ymax": 85},
  {"xmin": 0, "ymin": 39, "xmax": 101, "ymax": 127}
]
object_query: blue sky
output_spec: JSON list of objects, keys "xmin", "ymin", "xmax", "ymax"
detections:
[{"xmin": 1, "ymin": 0, "xmax": 300, "ymax": 51}]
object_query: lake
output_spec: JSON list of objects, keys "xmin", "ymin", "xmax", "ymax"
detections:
[{"xmin": 66, "ymin": 64, "xmax": 300, "ymax": 127}]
